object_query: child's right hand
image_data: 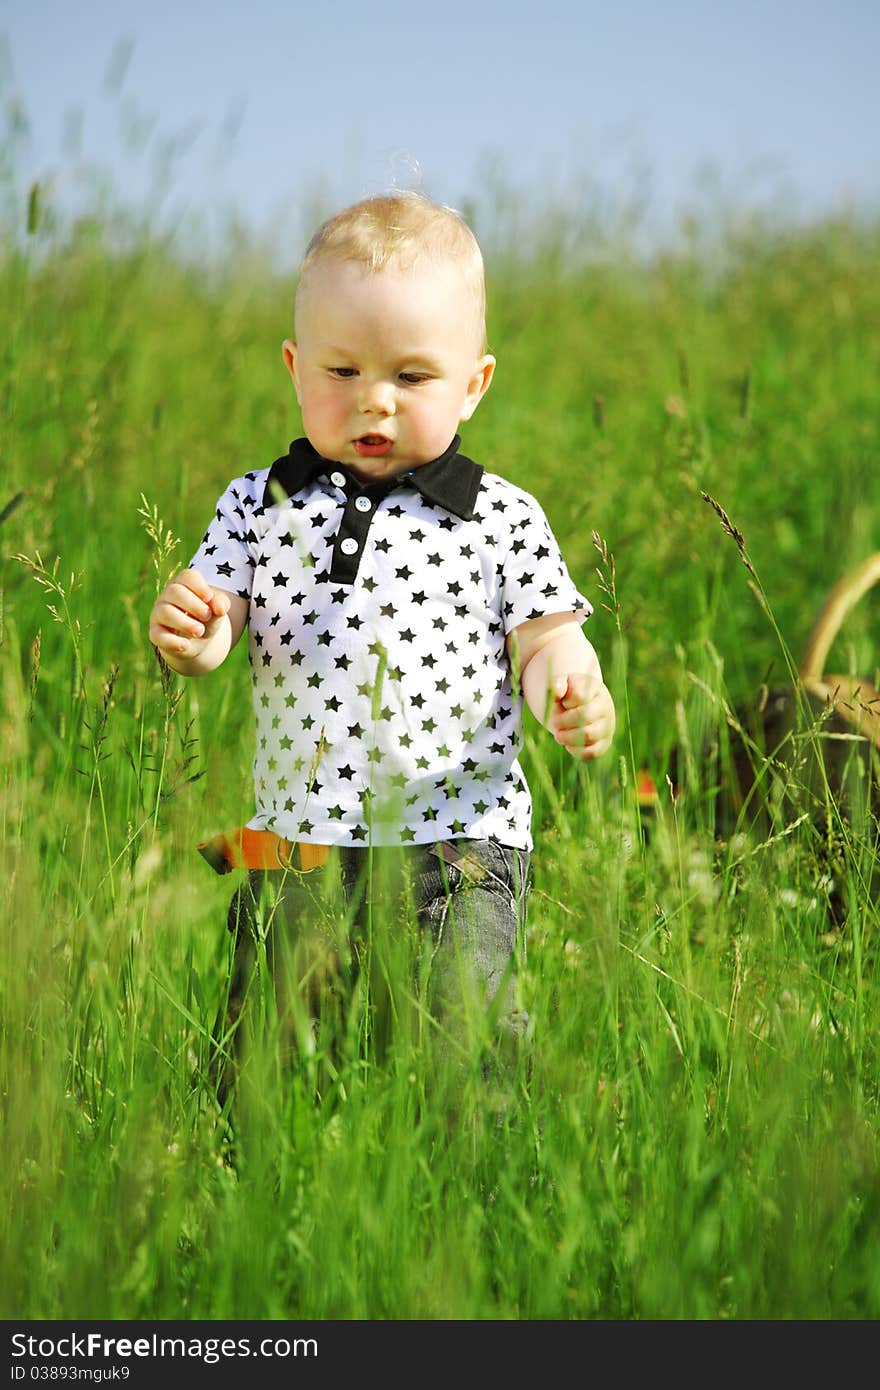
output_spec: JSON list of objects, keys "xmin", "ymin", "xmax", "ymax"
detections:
[{"xmin": 149, "ymin": 567, "xmax": 232, "ymax": 664}]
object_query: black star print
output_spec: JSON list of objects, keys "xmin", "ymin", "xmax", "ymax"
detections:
[{"xmin": 194, "ymin": 459, "xmax": 586, "ymax": 851}]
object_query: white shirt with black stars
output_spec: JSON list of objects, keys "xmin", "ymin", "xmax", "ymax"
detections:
[{"xmin": 191, "ymin": 434, "xmax": 591, "ymax": 851}]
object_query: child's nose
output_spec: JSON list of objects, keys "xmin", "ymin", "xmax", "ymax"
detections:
[{"xmin": 358, "ymin": 379, "xmax": 396, "ymax": 415}]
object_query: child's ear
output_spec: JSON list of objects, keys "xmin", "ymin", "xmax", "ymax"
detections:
[
  {"xmin": 460, "ymin": 353, "xmax": 496, "ymax": 421},
  {"xmin": 282, "ymin": 339, "xmax": 302, "ymax": 402}
]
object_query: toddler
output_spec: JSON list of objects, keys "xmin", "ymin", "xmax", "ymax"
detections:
[{"xmin": 149, "ymin": 193, "xmax": 616, "ymax": 1085}]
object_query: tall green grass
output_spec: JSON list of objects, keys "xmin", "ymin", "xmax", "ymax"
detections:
[{"xmin": 2, "ymin": 177, "xmax": 880, "ymax": 1318}]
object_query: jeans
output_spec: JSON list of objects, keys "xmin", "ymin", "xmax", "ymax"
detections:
[{"xmin": 212, "ymin": 838, "xmax": 530, "ymax": 1103}]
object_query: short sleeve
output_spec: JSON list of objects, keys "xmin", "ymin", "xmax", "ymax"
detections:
[
  {"xmin": 499, "ymin": 491, "xmax": 592, "ymax": 633},
  {"xmin": 189, "ymin": 474, "xmax": 263, "ymax": 601}
]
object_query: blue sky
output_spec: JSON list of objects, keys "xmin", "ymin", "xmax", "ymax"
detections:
[{"xmin": 3, "ymin": 0, "xmax": 879, "ymax": 257}]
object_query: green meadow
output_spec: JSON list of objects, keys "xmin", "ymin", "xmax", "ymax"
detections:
[{"xmin": 2, "ymin": 176, "xmax": 880, "ymax": 1319}]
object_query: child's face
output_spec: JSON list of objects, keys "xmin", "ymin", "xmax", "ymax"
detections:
[{"xmin": 283, "ymin": 257, "xmax": 495, "ymax": 481}]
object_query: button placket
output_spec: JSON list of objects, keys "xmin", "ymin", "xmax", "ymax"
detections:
[{"xmin": 328, "ymin": 482, "xmax": 389, "ymax": 584}]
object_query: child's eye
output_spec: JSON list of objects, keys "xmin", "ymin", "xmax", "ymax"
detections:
[
  {"xmin": 399, "ymin": 372, "xmax": 430, "ymax": 385},
  {"xmin": 328, "ymin": 367, "xmax": 357, "ymax": 379}
]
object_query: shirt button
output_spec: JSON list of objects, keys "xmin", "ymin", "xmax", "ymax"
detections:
[
  {"xmin": 355, "ymin": 496, "xmax": 372, "ymax": 512},
  {"xmin": 330, "ymin": 471, "xmax": 346, "ymax": 488},
  {"xmin": 340, "ymin": 537, "xmax": 359, "ymax": 555}
]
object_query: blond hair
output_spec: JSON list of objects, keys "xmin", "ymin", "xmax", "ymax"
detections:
[{"xmin": 296, "ymin": 192, "xmax": 488, "ymax": 351}]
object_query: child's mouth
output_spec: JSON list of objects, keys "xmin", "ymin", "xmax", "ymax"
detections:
[{"xmin": 354, "ymin": 435, "xmax": 393, "ymax": 457}]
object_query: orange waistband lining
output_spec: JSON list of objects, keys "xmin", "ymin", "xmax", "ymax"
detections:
[{"xmin": 197, "ymin": 827, "xmax": 330, "ymax": 875}]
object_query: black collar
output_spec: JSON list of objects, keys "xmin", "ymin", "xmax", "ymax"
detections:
[{"xmin": 263, "ymin": 435, "xmax": 483, "ymax": 521}]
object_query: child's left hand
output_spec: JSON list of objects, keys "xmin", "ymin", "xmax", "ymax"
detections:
[{"xmin": 549, "ymin": 674, "xmax": 616, "ymax": 760}]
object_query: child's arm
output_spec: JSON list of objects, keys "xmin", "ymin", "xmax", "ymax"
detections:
[
  {"xmin": 149, "ymin": 567, "xmax": 248, "ymax": 676},
  {"xmin": 509, "ymin": 612, "xmax": 616, "ymax": 760}
]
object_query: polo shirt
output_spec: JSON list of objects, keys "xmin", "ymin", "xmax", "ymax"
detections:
[{"xmin": 191, "ymin": 434, "xmax": 591, "ymax": 850}]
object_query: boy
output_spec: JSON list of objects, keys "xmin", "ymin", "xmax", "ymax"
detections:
[{"xmin": 149, "ymin": 193, "xmax": 615, "ymax": 1082}]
